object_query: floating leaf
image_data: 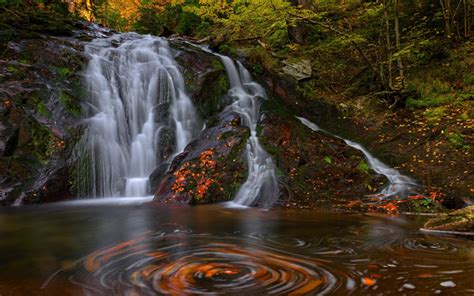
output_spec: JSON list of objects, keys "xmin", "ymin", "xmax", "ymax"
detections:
[{"xmin": 362, "ymin": 277, "xmax": 376, "ymax": 286}]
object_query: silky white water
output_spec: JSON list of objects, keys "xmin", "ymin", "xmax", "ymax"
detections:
[
  {"xmin": 220, "ymin": 56, "xmax": 279, "ymax": 207},
  {"xmin": 77, "ymin": 33, "xmax": 199, "ymax": 197},
  {"xmin": 297, "ymin": 116, "xmax": 417, "ymax": 198}
]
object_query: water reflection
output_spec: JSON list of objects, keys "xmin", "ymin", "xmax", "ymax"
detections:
[
  {"xmin": 0, "ymin": 203, "xmax": 472, "ymax": 295},
  {"xmin": 54, "ymin": 232, "xmax": 341, "ymax": 295}
]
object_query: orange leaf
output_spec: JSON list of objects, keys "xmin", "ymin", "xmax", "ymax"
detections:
[
  {"xmin": 417, "ymin": 273, "xmax": 433, "ymax": 278},
  {"xmin": 362, "ymin": 277, "xmax": 376, "ymax": 286}
]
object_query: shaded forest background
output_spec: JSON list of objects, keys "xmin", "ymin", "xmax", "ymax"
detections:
[{"xmin": 2, "ymin": 0, "xmax": 472, "ymax": 110}]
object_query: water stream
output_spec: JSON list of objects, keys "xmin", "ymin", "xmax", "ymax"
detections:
[
  {"xmin": 77, "ymin": 33, "xmax": 199, "ymax": 198},
  {"xmin": 297, "ymin": 116, "xmax": 417, "ymax": 198},
  {"xmin": 77, "ymin": 34, "xmax": 278, "ymax": 208},
  {"xmin": 219, "ymin": 57, "xmax": 279, "ymax": 208}
]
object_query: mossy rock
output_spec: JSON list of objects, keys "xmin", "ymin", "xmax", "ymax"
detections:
[
  {"xmin": 154, "ymin": 112, "xmax": 249, "ymax": 205},
  {"xmin": 0, "ymin": 8, "xmax": 94, "ymax": 206},
  {"xmin": 58, "ymin": 91, "xmax": 81, "ymax": 117},
  {"xmin": 399, "ymin": 198, "xmax": 449, "ymax": 214},
  {"xmin": 171, "ymin": 40, "xmax": 229, "ymax": 121},
  {"xmin": 259, "ymin": 112, "xmax": 386, "ymax": 208},
  {"xmin": 424, "ymin": 206, "xmax": 474, "ymax": 232}
]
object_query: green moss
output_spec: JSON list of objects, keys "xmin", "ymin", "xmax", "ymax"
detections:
[
  {"xmin": 446, "ymin": 132, "xmax": 469, "ymax": 149},
  {"xmin": 217, "ymin": 130, "xmax": 237, "ymax": 141},
  {"xmin": 7, "ymin": 66, "xmax": 19, "ymax": 73},
  {"xmin": 211, "ymin": 59, "xmax": 224, "ymax": 71},
  {"xmin": 221, "ymin": 132, "xmax": 249, "ymax": 200},
  {"xmin": 251, "ymin": 63, "xmax": 264, "ymax": 75},
  {"xmin": 218, "ymin": 44, "xmax": 237, "ymax": 56},
  {"xmin": 24, "ymin": 122, "xmax": 57, "ymax": 164},
  {"xmin": 423, "ymin": 106, "xmax": 446, "ymax": 123},
  {"xmin": 402, "ymin": 198, "xmax": 448, "ymax": 214},
  {"xmin": 424, "ymin": 206, "xmax": 474, "ymax": 231},
  {"xmin": 406, "ymin": 96, "xmax": 451, "ymax": 108},
  {"xmin": 357, "ymin": 160, "xmax": 370, "ymax": 174},
  {"xmin": 405, "ymin": 78, "xmax": 458, "ymax": 109},
  {"xmin": 29, "ymin": 95, "xmax": 51, "ymax": 117},
  {"xmin": 36, "ymin": 100, "xmax": 50, "ymax": 117},
  {"xmin": 267, "ymin": 28, "xmax": 288, "ymax": 49},
  {"xmin": 217, "ymin": 75, "xmax": 229, "ymax": 91},
  {"xmin": 7, "ymin": 65, "xmax": 26, "ymax": 80},
  {"xmin": 246, "ymin": 46, "xmax": 278, "ymax": 73},
  {"xmin": 59, "ymin": 91, "xmax": 81, "ymax": 117},
  {"xmin": 464, "ymin": 72, "xmax": 474, "ymax": 85},
  {"xmin": 52, "ymin": 66, "xmax": 73, "ymax": 78},
  {"xmin": 260, "ymin": 140, "xmax": 281, "ymax": 157},
  {"xmin": 18, "ymin": 58, "xmax": 31, "ymax": 65},
  {"xmin": 197, "ymin": 72, "xmax": 229, "ymax": 119}
]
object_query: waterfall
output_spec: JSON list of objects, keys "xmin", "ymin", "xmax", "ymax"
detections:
[
  {"xmin": 77, "ymin": 33, "xmax": 199, "ymax": 197},
  {"xmin": 296, "ymin": 117, "xmax": 417, "ymax": 198},
  {"xmin": 219, "ymin": 56, "xmax": 279, "ymax": 207}
]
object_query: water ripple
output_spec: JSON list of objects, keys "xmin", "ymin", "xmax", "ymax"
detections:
[{"xmin": 48, "ymin": 232, "xmax": 364, "ymax": 295}]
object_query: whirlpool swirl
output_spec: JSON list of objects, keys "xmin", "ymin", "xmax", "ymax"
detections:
[{"xmin": 49, "ymin": 232, "xmax": 364, "ymax": 295}]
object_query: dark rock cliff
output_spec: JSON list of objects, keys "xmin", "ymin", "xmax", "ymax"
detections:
[{"xmin": 0, "ymin": 10, "xmax": 109, "ymax": 205}]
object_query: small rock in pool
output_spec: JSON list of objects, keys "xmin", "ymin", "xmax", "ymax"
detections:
[
  {"xmin": 402, "ymin": 283, "xmax": 416, "ymax": 289},
  {"xmin": 440, "ymin": 281, "xmax": 456, "ymax": 288}
]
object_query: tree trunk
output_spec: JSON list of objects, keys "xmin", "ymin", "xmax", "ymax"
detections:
[
  {"xmin": 289, "ymin": 0, "xmax": 312, "ymax": 9},
  {"xmin": 440, "ymin": 0, "xmax": 452, "ymax": 38},
  {"xmin": 463, "ymin": 0, "xmax": 469, "ymax": 38},
  {"xmin": 394, "ymin": 0, "xmax": 404, "ymax": 88},
  {"xmin": 384, "ymin": 3, "xmax": 393, "ymax": 89},
  {"xmin": 464, "ymin": 0, "xmax": 467, "ymax": 37},
  {"xmin": 287, "ymin": 0, "xmax": 308, "ymax": 44}
]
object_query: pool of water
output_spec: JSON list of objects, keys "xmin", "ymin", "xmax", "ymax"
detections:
[{"xmin": 0, "ymin": 199, "xmax": 472, "ymax": 295}]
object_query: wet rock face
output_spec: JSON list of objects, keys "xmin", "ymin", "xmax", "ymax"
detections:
[
  {"xmin": 0, "ymin": 12, "xmax": 109, "ymax": 206},
  {"xmin": 153, "ymin": 112, "xmax": 249, "ymax": 205},
  {"xmin": 151, "ymin": 42, "xmax": 250, "ymax": 205},
  {"xmin": 259, "ymin": 112, "xmax": 386, "ymax": 209},
  {"xmin": 170, "ymin": 40, "xmax": 230, "ymax": 118}
]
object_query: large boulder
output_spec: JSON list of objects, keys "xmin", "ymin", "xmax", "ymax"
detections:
[
  {"xmin": 259, "ymin": 107, "xmax": 386, "ymax": 209},
  {"xmin": 424, "ymin": 205, "xmax": 474, "ymax": 233},
  {"xmin": 153, "ymin": 112, "xmax": 249, "ymax": 205},
  {"xmin": 281, "ymin": 59, "xmax": 312, "ymax": 81}
]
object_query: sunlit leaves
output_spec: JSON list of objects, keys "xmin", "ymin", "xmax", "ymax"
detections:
[{"xmin": 181, "ymin": 0, "xmax": 320, "ymax": 43}]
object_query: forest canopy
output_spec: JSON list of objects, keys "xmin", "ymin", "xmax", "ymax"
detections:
[{"xmin": 1, "ymin": 0, "xmax": 472, "ymax": 107}]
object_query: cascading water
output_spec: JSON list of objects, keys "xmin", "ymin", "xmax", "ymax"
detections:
[
  {"xmin": 77, "ymin": 33, "xmax": 199, "ymax": 197},
  {"xmin": 296, "ymin": 116, "xmax": 417, "ymax": 198},
  {"xmin": 219, "ymin": 56, "xmax": 279, "ymax": 207}
]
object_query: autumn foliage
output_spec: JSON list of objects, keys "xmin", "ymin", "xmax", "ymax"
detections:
[
  {"xmin": 337, "ymin": 190, "xmax": 447, "ymax": 215},
  {"xmin": 171, "ymin": 148, "xmax": 224, "ymax": 200}
]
